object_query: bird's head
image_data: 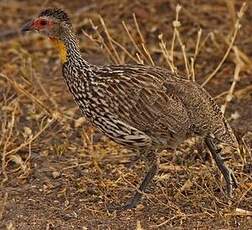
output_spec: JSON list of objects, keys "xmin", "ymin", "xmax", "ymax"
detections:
[
  {"xmin": 21, "ymin": 8, "xmax": 74, "ymax": 63},
  {"xmin": 21, "ymin": 8, "xmax": 71, "ymax": 38}
]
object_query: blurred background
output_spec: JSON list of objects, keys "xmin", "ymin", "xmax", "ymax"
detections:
[{"xmin": 0, "ymin": 0, "xmax": 251, "ymax": 229}]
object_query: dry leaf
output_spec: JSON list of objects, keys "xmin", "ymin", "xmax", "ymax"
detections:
[
  {"xmin": 75, "ymin": 117, "xmax": 86, "ymax": 128},
  {"xmin": 234, "ymin": 208, "xmax": 252, "ymax": 216},
  {"xmin": 8, "ymin": 154, "xmax": 26, "ymax": 171},
  {"xmin": 175, "ymin": 179, "xmax": 193, "ymax": 198},
  {"xmin": 23, "ymin": 126, "xmax": 32, "ymax": 139},
  {"xmin": 160, "ymin": 164, "xmax": 184, "ymax": 172},
  {"xmin": 136, "ymin": 220, "xmax": 143, "ymax": 230}
]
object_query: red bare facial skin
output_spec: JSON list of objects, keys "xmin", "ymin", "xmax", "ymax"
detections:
[{"xmin": 31, "ymin": 18, "xmax": 54, "ymax": 31}]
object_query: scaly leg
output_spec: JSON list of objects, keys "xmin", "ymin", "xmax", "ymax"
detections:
[
  {"xmin": 109, "ymin": 150, "xmax": 159, "ymax": 211},
  {"xmin": 205, "ymin": 136, "xmax": 238, "ymax": 197}
]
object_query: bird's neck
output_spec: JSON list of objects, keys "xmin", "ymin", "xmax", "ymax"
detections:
[
  {"xmin": 49, "ymin": 37, "xmax": 68, "ymax": 63},
  {"xmin": 49, "ymin": 32, "xmax": 89, "ymax": 67}
]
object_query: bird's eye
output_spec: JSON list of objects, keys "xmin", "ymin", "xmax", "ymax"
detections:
[{"xmin": 40, "ymin": 19, "xmax": 48, "ymax": 26}]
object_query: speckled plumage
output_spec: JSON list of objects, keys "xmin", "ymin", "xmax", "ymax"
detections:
[
  {"xmin": 63, "ymin": 59, "xmax": 237, "ymax": 151},
  {"xmin": 22, "ymin": 8, "xmax": 239, "ymax": 211}
]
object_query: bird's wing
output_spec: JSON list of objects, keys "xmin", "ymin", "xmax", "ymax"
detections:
[{"xmin": 92, "ymin": 64, "xmax": 191, "ymax": 147}]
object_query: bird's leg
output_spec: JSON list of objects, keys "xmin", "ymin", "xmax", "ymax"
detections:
[
  {"xmin": 109, "ymin": 150, "xmax": 159, "ymax": 211},
  {"xmin": 205, "ymin": 136, "xmax": 238, "ymax": 197}
]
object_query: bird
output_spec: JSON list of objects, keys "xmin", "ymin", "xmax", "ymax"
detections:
[{"xmin": 21, "ymin": 8, "xmax": 238, "ymax": 211}]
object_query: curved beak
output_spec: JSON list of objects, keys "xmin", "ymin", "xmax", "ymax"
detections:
[{"xmin": 21, "ymin": 20, "xmax": 34, "ymax": 33}]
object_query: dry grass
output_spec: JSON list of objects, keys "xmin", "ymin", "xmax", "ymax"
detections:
[{"xmin": 0, "ymin": 0, "xmax": 252, "ymax": 229}]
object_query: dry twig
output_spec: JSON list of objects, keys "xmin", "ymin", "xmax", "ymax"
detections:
[{"xmin": 202, "ymin": 2, "xmax": 247, "ymax": 87}]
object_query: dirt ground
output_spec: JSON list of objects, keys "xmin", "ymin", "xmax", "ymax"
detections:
[{"xmin": 0, "ymin": 0, "xmax": 252, "ymax": 229}]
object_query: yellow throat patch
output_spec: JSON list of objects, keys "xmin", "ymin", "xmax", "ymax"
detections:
[{"xmin": 49, "ymin": 38, "xmax": 67, "ymax": 63}]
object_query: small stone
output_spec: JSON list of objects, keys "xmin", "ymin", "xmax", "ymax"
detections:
[
  {"xmin": 135, "ymin": 204, "xmax": 145, "ymax": 211},
  {"xmin": 52, "ymin": 171, "xmax": 60, "ymax": 178},
  {"xmin": 231, "ymin": 111, "xmax": 240, "ymax": 120}
]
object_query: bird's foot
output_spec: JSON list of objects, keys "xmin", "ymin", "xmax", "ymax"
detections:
[
  {"xmin": 107, "ymin": 191, "xmax": 143, "ymax": 213},
  {"xmin": 108, "ymin": 150, "xmax": 159, "ymax": 213},
  {"xmin": 205, "ymin": 136, "xmax": 238, "ymax": 198},
  {"xmin": 212, "ymin": 150, "xmax": 238, "ymax": 198},
  {"xmin": 224, "ymin": 166, "xmax": 239, "ymax": 198}
]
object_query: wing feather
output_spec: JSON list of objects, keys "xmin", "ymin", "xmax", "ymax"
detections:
[{"xmin": 92, "ymin": 65, "xmax": 191, "ymax": 148}]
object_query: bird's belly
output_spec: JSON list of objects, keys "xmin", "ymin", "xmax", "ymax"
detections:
[
  {"xmin": 150, "ymin": 131, "xmax": 186, "ymax": 151},
  {"xmin": 76, "ymin": 101, "xmax": 188, "ymax": 150},
  {"xmin": 69, "ymin": 86, "xmax": 189, "ymax": 150}
]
